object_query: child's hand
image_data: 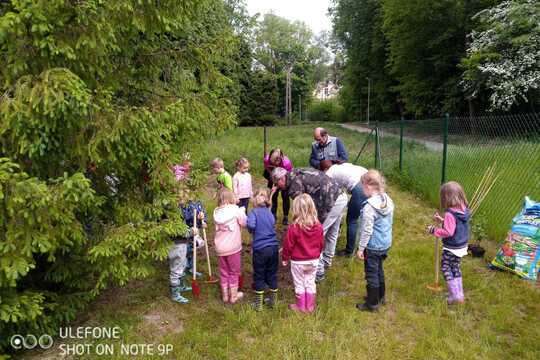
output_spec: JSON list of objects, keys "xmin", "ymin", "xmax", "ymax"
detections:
[
  {"xmin": 426, "ymin": 225, "xmax": 435, "ymax": 234},
  {"xmin": 193, "ymin": 228, "xmax": 199, "ymax": 236},
  {"xmin": 356, "ymin": 249, "xmax": 365, "ymax": 260},
  {"xmin": 197, "ymin": 212, "xmax": 205, "ymax": 220},
  {"xmin": 282, "ymin": 260, "xmax": 288, "ymax": 267},
  {"xmin": 433, "ymin": 212, "xmax": 444, "ymax": 222}
]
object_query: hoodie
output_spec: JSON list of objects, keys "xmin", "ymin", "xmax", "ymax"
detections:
[
  {"xmin": 434, "ymin": 205, "xmax": 470, "ymax": 250},
  {"xmin": 282, "ymin": 223, "xmax": 324, "ymax": 262},
  {"xmin": 213, "ymin": 204, "xmax": 247, "ymax": 256},
  {"xmin": 357, "ymin": 193, "xmax": 394, "ymax": 251}
]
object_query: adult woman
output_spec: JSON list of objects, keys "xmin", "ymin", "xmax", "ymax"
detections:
[{"xmin": 263, "ymin": 148, "xmax": 293, "ymax": 225}]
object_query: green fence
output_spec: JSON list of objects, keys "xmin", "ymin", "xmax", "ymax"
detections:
[{"xmin": 352, "ymin": 113, "xmax": 540, "ymax": 241}]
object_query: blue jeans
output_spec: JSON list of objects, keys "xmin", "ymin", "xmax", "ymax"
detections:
[
  {"xmin": 252, "ymin": 246, "xmax": 279, "ymax": 291},
  {"xmin": 345, "ymin": 184, "xmax": 367, "ymax": 253},
  {"xmin": 364, "ymin": 248, "xmax": 388, "ymax": 288}
]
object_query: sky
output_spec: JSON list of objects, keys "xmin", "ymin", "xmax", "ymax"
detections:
[{"xmin": 246, "ymin": 0, "xmax": 333, "ymax": 35}]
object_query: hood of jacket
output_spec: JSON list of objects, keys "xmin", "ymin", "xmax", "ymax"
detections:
[
  {"xmin": 449, "ymin": 207, "xmax": 470, "ymax": 222},
  {"xmin": 214, "ymin": 205, "xmax": 240, "ymax": 230},
  {"xmin": 366, "ymin": 193, "xmax": 394, "ymax": 216}
]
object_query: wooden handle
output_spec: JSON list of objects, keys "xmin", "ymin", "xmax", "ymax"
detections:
[
  {"xmin": 202, "ymin": 224, "xmax": 212, "ymax": 277},
  {"xmin": 193, "ymin": 209, "xmax": 197, "ymax": 281},
  {"xmin": 263, "ymin": 126, "xmax": 268, "ymax": 156}
]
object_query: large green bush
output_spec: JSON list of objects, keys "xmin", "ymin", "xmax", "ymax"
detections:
[
  {"xmin": 307, "ymin": 99, "xmax": 346, "ymax": 123},
  {"xmin": 0, "ymin": 0, "xmax": 237, "ymax": 354}
]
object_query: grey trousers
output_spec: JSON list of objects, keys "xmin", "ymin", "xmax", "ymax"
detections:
[
  {"xmin": 317, "ymin": 193, "xmax": 348, "ymax": 275},
  {"xmin": 168, "ymin": 243, "xmax": 188, "ymax": 287}
]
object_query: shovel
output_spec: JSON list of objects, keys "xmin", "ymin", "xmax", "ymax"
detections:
[{"xmin": 202, "ymin": 221, "xmax": 219, "ymax": 284}]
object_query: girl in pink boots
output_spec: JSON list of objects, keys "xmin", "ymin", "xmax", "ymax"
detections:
[
  {"xmin": 428, "ymin": 181, "xmax": 470, "ymax": 305},
  {"xmin": 282, "ymin": 194, "xmax": 324, "ymax": 313},
  {"xmin": 213, "ymin": 189, "xmax": 247, "ymax": 304}
]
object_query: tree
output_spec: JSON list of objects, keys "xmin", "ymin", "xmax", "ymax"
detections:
[
  {"xmin": 252, "ymin": 13, "xmax": 325, "ymax": 116},
  {"xmin": 0, "ymin": 0, "xmax": 238, "ymax": 353},
  {"xmin": 461, "ymin": 0, "xmax": 540, "ymax": 111}
]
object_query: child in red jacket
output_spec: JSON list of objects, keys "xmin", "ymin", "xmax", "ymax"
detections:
[{"xmin": 282, "ymin": 194, "xmax": 324, "ymax": 313}]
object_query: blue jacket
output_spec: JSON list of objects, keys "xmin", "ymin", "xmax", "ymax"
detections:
[
  {"xmin": 357, "ymin": 193, "xmax": 394, "ymax": 251},
  {"xmin": 442, "ymin": 209, "xmax": 470, "ymax": 250},
  {"xmin": 310, "ymin": 136, "xmax": 348, "ymax": 169},
  {"xmin": 247, "ymin": 207, "xmax": 279, "ymax": 251}
]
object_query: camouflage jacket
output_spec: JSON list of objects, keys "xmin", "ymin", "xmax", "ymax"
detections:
[{"xmin": 286, "ymin": 168, "xmax": 343, "ymax": 223}]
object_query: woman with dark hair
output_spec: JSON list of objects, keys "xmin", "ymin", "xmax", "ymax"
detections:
[{"xmin": 263, "ymin": 148, "xmax": 293, "ymax": 225}]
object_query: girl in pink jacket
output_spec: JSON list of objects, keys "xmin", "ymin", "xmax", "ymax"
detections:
[{"xmin": 213, "ymin": 188, "xmax": 247, "ymax": 303}]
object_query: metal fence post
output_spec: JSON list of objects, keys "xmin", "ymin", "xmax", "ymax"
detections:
[
  {"xmin": 441, "ymin": 113, "xmax": 449, "ymax": 185},
  {"xmin": 399, "ymin": 116, "xmax": 404, "ymax": 173},
  {"xmin": 374, "ymin": 126, "xmax": 379, "ymax": 169}
]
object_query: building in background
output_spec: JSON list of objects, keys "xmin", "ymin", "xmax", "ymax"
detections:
[{"xmin": 313, "ymin": 81, "xmax": 340, "ymax": 100}]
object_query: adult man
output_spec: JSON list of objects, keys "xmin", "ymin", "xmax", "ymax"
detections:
[
  {"xmin": 320, "ymin": 160, "xmax": 368, "ymax": 257},
  {"xmin": 309, "ymin": 127, "xmax": 349, "ymax": 169},
  {"xmin": 271, "ymin": 167, "xmax": 348, "ymax": 282}
]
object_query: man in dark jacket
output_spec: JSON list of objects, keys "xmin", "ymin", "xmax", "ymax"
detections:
[
  {"xmin": 309, "ymin": 127, "xmax": 349, "ymax": 169},
  {"xmin": 272, "ymin": 167, "xmax": 348, "ymax": 281}
]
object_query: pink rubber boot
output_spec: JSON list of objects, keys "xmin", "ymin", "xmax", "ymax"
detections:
[{"xmin": 288, "ymin": 293, "xmax": 305, "ymax": 312}]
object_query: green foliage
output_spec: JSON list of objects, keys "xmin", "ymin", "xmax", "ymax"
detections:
[
  {"xmin": 331, "ymin": 0, "xmax": 501, "ymax": 118},
  {"xmin": 253, "ymin": 13, "xmax": 326, "ymax": 116},
  {"xmin": 0, "ymin": 0, "xmax": 239, "ymax": 354},
  {"xmin": 307, "ymin": 99, "xmax": 346, "ymax": 123},
  {"xmin": 239, "ymin": 70, "xmax": 279, "ymax": 126},
  {"xmin": 461, "ymin": 0, "xmax": 540, "ymax": 111}
]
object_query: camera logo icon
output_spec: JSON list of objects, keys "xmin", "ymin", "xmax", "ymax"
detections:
[{"xmin": 10, "ymin": 334, "xmax": 53, "ymax": 350}]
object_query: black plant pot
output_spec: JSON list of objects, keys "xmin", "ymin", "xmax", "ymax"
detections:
[{"xmin": 469, "ymin": 244, "xmax": 485, "ymax": 258}]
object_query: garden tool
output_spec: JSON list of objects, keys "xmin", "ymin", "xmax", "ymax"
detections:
[
  {"xmin": 202, "ymin": 221, "xmax": 219, "ymax": 284},
  {"xmin": 191, "ymin": 209, "xmax": 201, "ymax": 297},
  {"xmin": 426, "ymin": 236, "xmax": 443, "ymax": 292}
]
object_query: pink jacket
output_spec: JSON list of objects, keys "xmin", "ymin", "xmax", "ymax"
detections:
[
  {"xmin": 263, "ymin": 155, "xmax": 293, "ymax": 172},
  {"xmin": 233, "ymin": 171, "xmax": 253, "ymax": 199},
  {"xmin": 213, "ymin": 204, "xmax": 247, "ymax": 256}
]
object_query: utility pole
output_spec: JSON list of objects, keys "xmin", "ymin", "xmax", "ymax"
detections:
[
  {"xmin": 366, "ymin": 77, "xmax": 371, "ymax": 126},
  {"xmin": 299, "ymin": 94, "xmax": 302, "ymax": 121}
]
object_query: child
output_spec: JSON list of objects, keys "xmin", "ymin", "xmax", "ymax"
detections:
[
  {"xmin": 356, "ymin": 169, "xmax": 394, "ymax": 312},
  {"xmin": 282, "ymin": 194, "xmax": 324, "ymax": 313},
  {"xmin": 213, "ymin": 188, "xmax": 247, "ymax": 303},
  {"xmin": 247, "ymin": 188, "xmax": 279, "ymax": 311},
  {"xmin": 233, "ymin": 157, "xmax": 253, "ymax": 212},
  {"xmin": 169, "ymin": 201, "xmax": 206, "ymax": 304},
  {"xmin": 211, "ymin": 157, "xmax": 233, "ymax": 191},
  {"xmin": 427, "ymin": 181, "xmax": 470, "ymax": 305},
  {"xmin": 182, "ymin": 201, "xmax": 206, "ymax": 279}
]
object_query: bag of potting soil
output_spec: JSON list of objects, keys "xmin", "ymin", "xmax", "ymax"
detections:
[{"xmin": 491, "ymin": 197, "xmax": 540, "ymax": 280}]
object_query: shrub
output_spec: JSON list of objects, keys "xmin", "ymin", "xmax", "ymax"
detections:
[{"xmin": 307, "ymin": 99, "xmax": 346, "ymax": 123}]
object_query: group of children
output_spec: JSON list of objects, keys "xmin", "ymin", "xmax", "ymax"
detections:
[{"xmin": 169, "ymin": 154, "xmax": 471, "ymax": 311}]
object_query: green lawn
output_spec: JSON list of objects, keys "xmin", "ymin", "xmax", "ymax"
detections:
[{"xmin": 22, "ymin": 124, "xmax": 539, "ymax": 360}]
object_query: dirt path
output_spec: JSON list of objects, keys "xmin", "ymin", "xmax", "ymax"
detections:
[{"xmin": 340, "ymin": 123, "xmax": 444, "ymax": 152}]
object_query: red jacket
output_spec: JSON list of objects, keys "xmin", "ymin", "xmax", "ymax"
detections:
[{"xmin": 282, "ymin": 223, "xmax": 324, "ymax": 262}]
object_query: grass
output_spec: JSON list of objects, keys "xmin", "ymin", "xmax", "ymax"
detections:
[{"xmin": 22, "ymin": 124, "xmax": 539, "ymax": 360}]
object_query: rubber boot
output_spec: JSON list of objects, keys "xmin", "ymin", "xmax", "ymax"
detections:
[
  {"xmin": 266, "ymin": 288, "xmax": 278, "ymax": 309},
  {"xmin": 221, "ymin": 285, "xmax": 230, "ymax": 303},
  {"xmin": 454, "ymin": 277, "xmax": 465, "ymax": 304},
  {"xmin": 170, "ymin": 286, "xmax": 189, "ymax": 304},
  {"xmin": 178, "ymin": 276, "xmax": 192, "ymax": 292},
  {"xmin": 288, "ymin": 293, "xmax": 305, "ymax": 312},
  {"xmin": 363, "ymin": 282, "xmax": 386, "ymax": 305},
  {"xmin": 230, "ymin": 285, "xmax": 244, "ymax": 304},
  {"xmin": 305, "ymin": 293, "xmax": 316, "ymax": 313},
  {"xmin": 356, "ymin": 286, "xmax": 379, "ymax": 312},
  {"xmin": 446, "ymin": 278, "xmax": 458, "ymax": 305},
  {"xmin": 251, "ymin": 290, "xmax": 264, "ymax": 312}
]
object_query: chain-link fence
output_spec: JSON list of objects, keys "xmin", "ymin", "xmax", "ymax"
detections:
[{"xmin": 350, "ymin": 113, "xmax": 540, "ymax": 241}]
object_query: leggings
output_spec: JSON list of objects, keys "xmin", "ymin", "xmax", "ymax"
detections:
[{"xmin": 441, "ymin": 250, "xmax": 462, "ymax": 281}]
